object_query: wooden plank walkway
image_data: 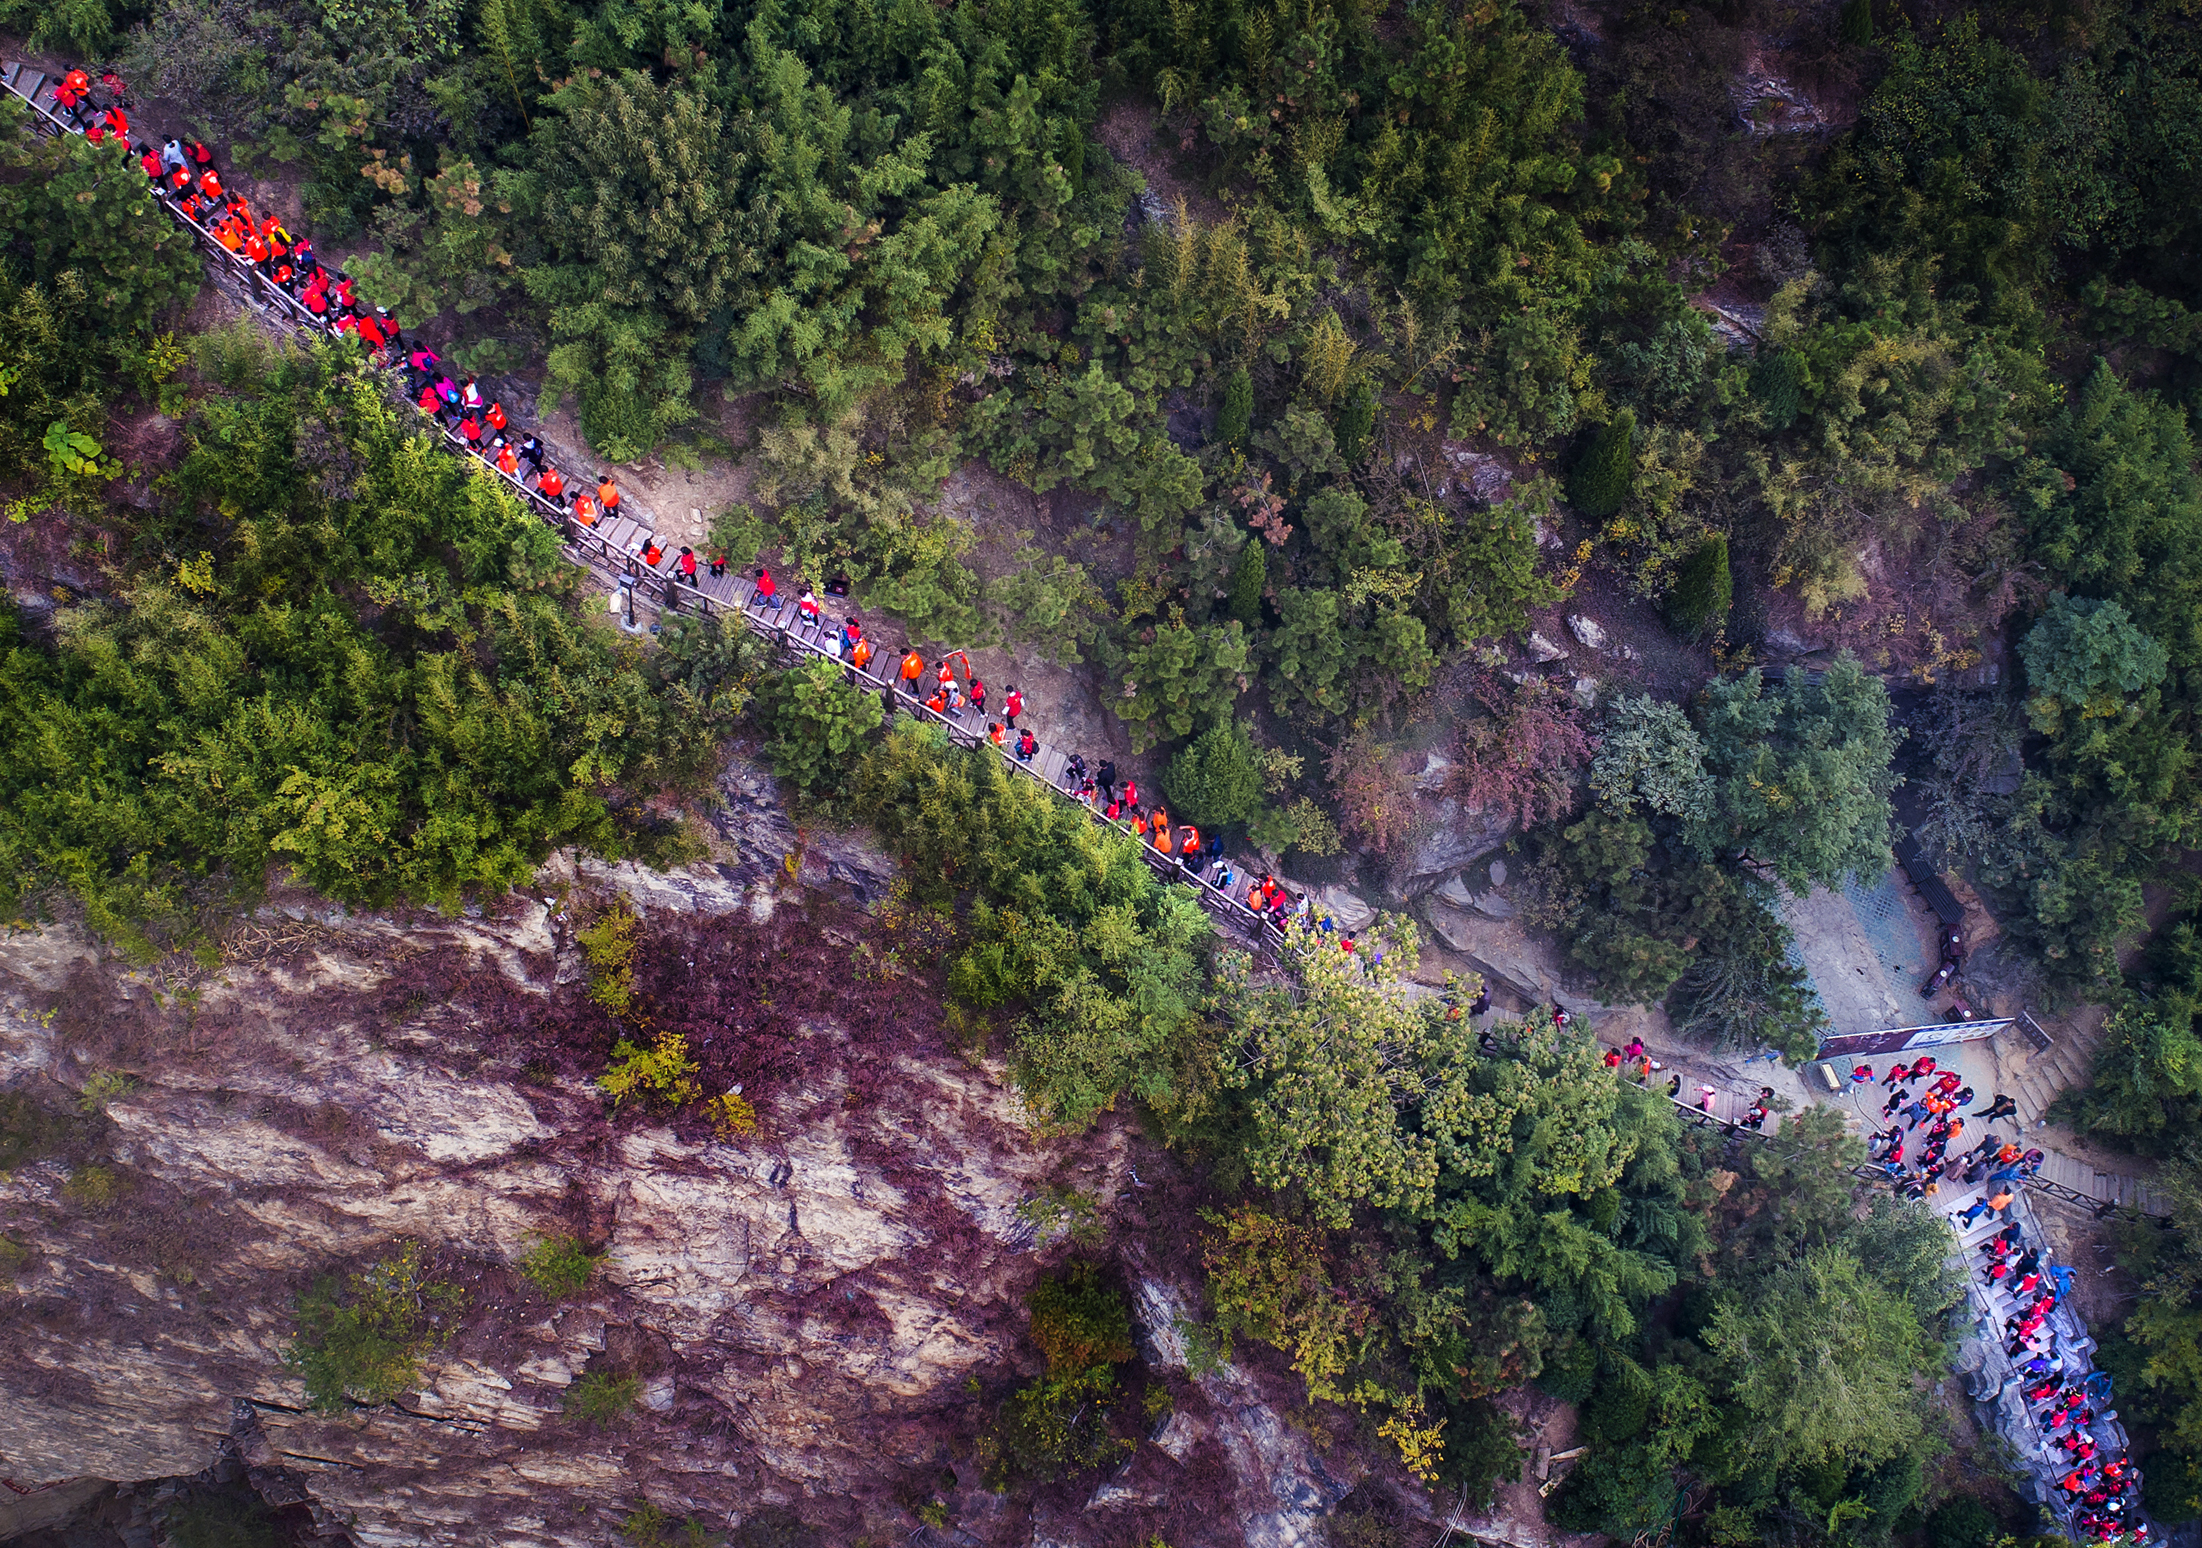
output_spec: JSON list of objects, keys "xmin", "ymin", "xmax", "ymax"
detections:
[{"xmin": 2, "ymin": 51, "xmax": 1290, "ymax": 952}]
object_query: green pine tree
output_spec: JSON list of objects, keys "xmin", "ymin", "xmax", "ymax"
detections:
[
  {"xmin": 1334, "ymin": 381, "xmax": 1377, "ymax": 464},
  {"xmin": 1568, "ymin": 410, "xmax": 1636, "ymax": 519},
  {"xmin": 1218, "ymin": 366, "xmax": 1253, "ymax": 449},
  {"xmin": 1837, "ymin": 0, "xmax": 1874, "ymax": 45},
  {"xmin": 1750, "ymin": 349, "xmax": 1807, "ymax": 432},
  {"xmin": 1666, "ymin": 533, "xmax": 1732, "ymax": 639},
  {"xmin": 1226, "ymin": 540, "xmax": 1267, "ymax": 628},
  {"xmin": 1163, "ymin": 720, "xmax": 1263, "ymax": 827}
]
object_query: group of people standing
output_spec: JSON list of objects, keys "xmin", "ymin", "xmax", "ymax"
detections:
[
  {"xmin": 858, "ymin": 641, "xmax": 1331, "ymax": 935},
  {"xmin": 37, "ymin": 63, "xmax": 672, "ymax": 582},
  {"xmin": 50, "ymin": 65, "xmax": 388, "ymax": 354},
  {"xmin": 1976, "ymin": 1222, "xmax": 2147, "ymax": 1541},
  {"xmin": 1854, "ymin": 1055, "xmax": 2041, "ymax": 1200}
]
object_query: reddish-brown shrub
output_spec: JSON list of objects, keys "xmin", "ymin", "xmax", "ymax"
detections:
[{"xmin": 1445, "ymin": 671, "xmax": 1592, "ymax": 829}]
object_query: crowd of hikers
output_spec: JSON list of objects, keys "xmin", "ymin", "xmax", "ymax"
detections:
[
  {"xmin": 1977, "ymin": 1217, "xmax": 2147, "ymax": 1541},
  {"xmin": 26, "ymin": 66, "xmax": 659, "ymax": 569},
  {"xmin": 1855, "ymin": 1055, "xmax": 2044, "ymax": 1200},
  {"xmin": 19, "ymin": 59, "xmax": 1400, "ymax": 955}
]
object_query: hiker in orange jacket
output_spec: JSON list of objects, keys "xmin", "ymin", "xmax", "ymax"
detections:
[{"xmin": 899, "ymin": 649, "xmax": 925, "ymax": 696}]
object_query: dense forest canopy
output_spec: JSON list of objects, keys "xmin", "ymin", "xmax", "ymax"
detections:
[{"xmin": 6, "ymin": 0, "xmax": 2202, "ymax": 1538}]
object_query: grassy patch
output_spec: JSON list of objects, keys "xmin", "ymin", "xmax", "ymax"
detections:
[
  {"xmin": 62, "ymin": 1163, "xmax": 128, "ymax": 1208},
  {"xmin": 564, "ymin": 1370, "xmax": 641, "ymax": 1427},
  {"xmin": 285, "ymin": 1241, "xmax": 466, "ymax": 1410},
  {"xmin": 517, "ymin": 1233, "xmax": 603, "ymax": 1299}
]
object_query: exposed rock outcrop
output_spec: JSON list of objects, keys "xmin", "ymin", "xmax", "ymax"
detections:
[{"xmin": 0, "ymin": 757, "xmax": 1376, "ymax": 1548}]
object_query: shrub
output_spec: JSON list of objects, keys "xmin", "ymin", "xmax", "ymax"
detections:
[
  {"xmin": 1217, "ymin": 365, "xmax": 1253, "ymax": 448},
  {"xmin": 1016, "ymin": 1184, "xmax": 1107, "ymax": 1248},
  {"xmin": 0, "ymin": 1236, "xmax": 30, "ymax": 1280},
  {"xmin": 703, "ymin": 1091, "xmax": 759, "ymax": 1140},
  {"xmin": 578, "ymin": 897, "xmax": 642, "ymax": 1017},
  {"xmin": 1568, "ymin": 410, "xmax": 1636, "ymax": 519},
  {"xmin": 1923, "ymin": 1498, "xmax": 1997, "ymax": 1548},
  {"xmin": 1446, "ymin": 673, "xmax": 1593, "ymax": 829},
  {"xmin": 63, "ymin": 1164, "xmax": 126, "ymax": 1208},
  {"xmin": 1163, "ymin": 720, "xmax": 1264, "ymax": 828},
  {"xmin": 1248, "ymin": 795, "xmax": 1345, "ymax": 858},
  {"xmin": 706, "ymin": 503, "xmax": 769, "ymax": 575},
  {"xmin": 619, "ymin": 1503, "xmax": 722, "ymax": 1548},
  {"xmin": 1325, "ymin": 731, "xmax": 1416, "ymax": 855},
  {"xmin": 1226, "ymin": 538, "xmax": 1266, "ymax": 627},
  {"xmin": 565, "ymin": 1370, "xmax": 641, "ymax": 1426},
  {"xmin": 762, "ymin": 655, "xmax": 886, "ymax": 806},
  {"xmin": 1837, "ymin": 0, "xmax": 1874, "ymax": 45},
  {"xmin": 985, "ymin": 1364, "xmax": 1133, "ymax": 1485},
  {"xmin": 517, "ymin": 1234, "xmax": 603, "ymax": 1299},
  {"xmin": 77, "ymin": 1069, "xmax": 137, "ymax": 1114},
  {"xmin": 286, "ymin": 1241, "xmax": 465, "ymax": 1411},
  {"xmin": 580, "ymin": 378, "xmax": 659, "ymax": 464},
  {"xmin": 600, "ymin": 1031, "xmax": 702, "ymax": 1110},
  {"xmin": 985, "ymin": 1264, "xmax": 1137, "ymax": 1486},
  {"xmin": 1665, "ymin": 533, "xmax": 1732, "ymax": 639},
  {"xmin": 1027, "ymin": 1264, "xmax": 1135, "ymax": 1376}
]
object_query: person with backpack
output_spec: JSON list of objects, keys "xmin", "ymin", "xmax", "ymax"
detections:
[
  {"xmin": 1016, "ymin": 729, "xmax": 1038, "ymax": 762},
  {"xmin": 54, "ymin": 67, "xmax": 91, "ymax": 123}
]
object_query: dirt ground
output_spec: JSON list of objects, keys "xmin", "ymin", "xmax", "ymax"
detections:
[{"xmin": 1440, "ymin": 1387, "xmax": 1603, "ymax": 1548}]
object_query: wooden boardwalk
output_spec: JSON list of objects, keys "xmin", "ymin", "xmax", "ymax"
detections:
[{"xmin": 2, "ymin": 54, "xmax": 1286, "ymax": 950}]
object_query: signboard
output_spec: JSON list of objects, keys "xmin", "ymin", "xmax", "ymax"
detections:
[{"xmin": 1814, "ymin": 1019, "xmax": 2013, "ymax": 1060}]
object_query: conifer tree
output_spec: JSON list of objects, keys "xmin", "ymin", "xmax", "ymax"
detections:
[
  {"xmin": 1226, "ymin": 540, "xmax": 1266, "ymax": 628},
  {"xmin": 1568, "ymin": 410, "xmax": 1636, "ymax": 518},
  {"xmin": 1218, "ymin": 366, "xmax": 1253, "ymax": 449},
  {"xmin": 1666, "ymin": 534, "xmax": 1732, "ymax": 639},
  {"xmin": 1334, "ymin": 381, "xmax": 1377, "ymax": 464}
]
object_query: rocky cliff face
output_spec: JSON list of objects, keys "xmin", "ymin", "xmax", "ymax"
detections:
[{"xmin": 0, "ymin": 759, "xmax": 1379, "ymax": 1548}]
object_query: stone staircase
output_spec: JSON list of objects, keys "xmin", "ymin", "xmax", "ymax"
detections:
[{"xmin": 2003, "ymin": 1012, "xmax": 2174, "ymax": 1218}]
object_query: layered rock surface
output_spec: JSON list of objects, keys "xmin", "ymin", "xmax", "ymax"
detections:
[{"xmin": 0, "ymin": 759, "xmax": 1376, "ymax": 1548}]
